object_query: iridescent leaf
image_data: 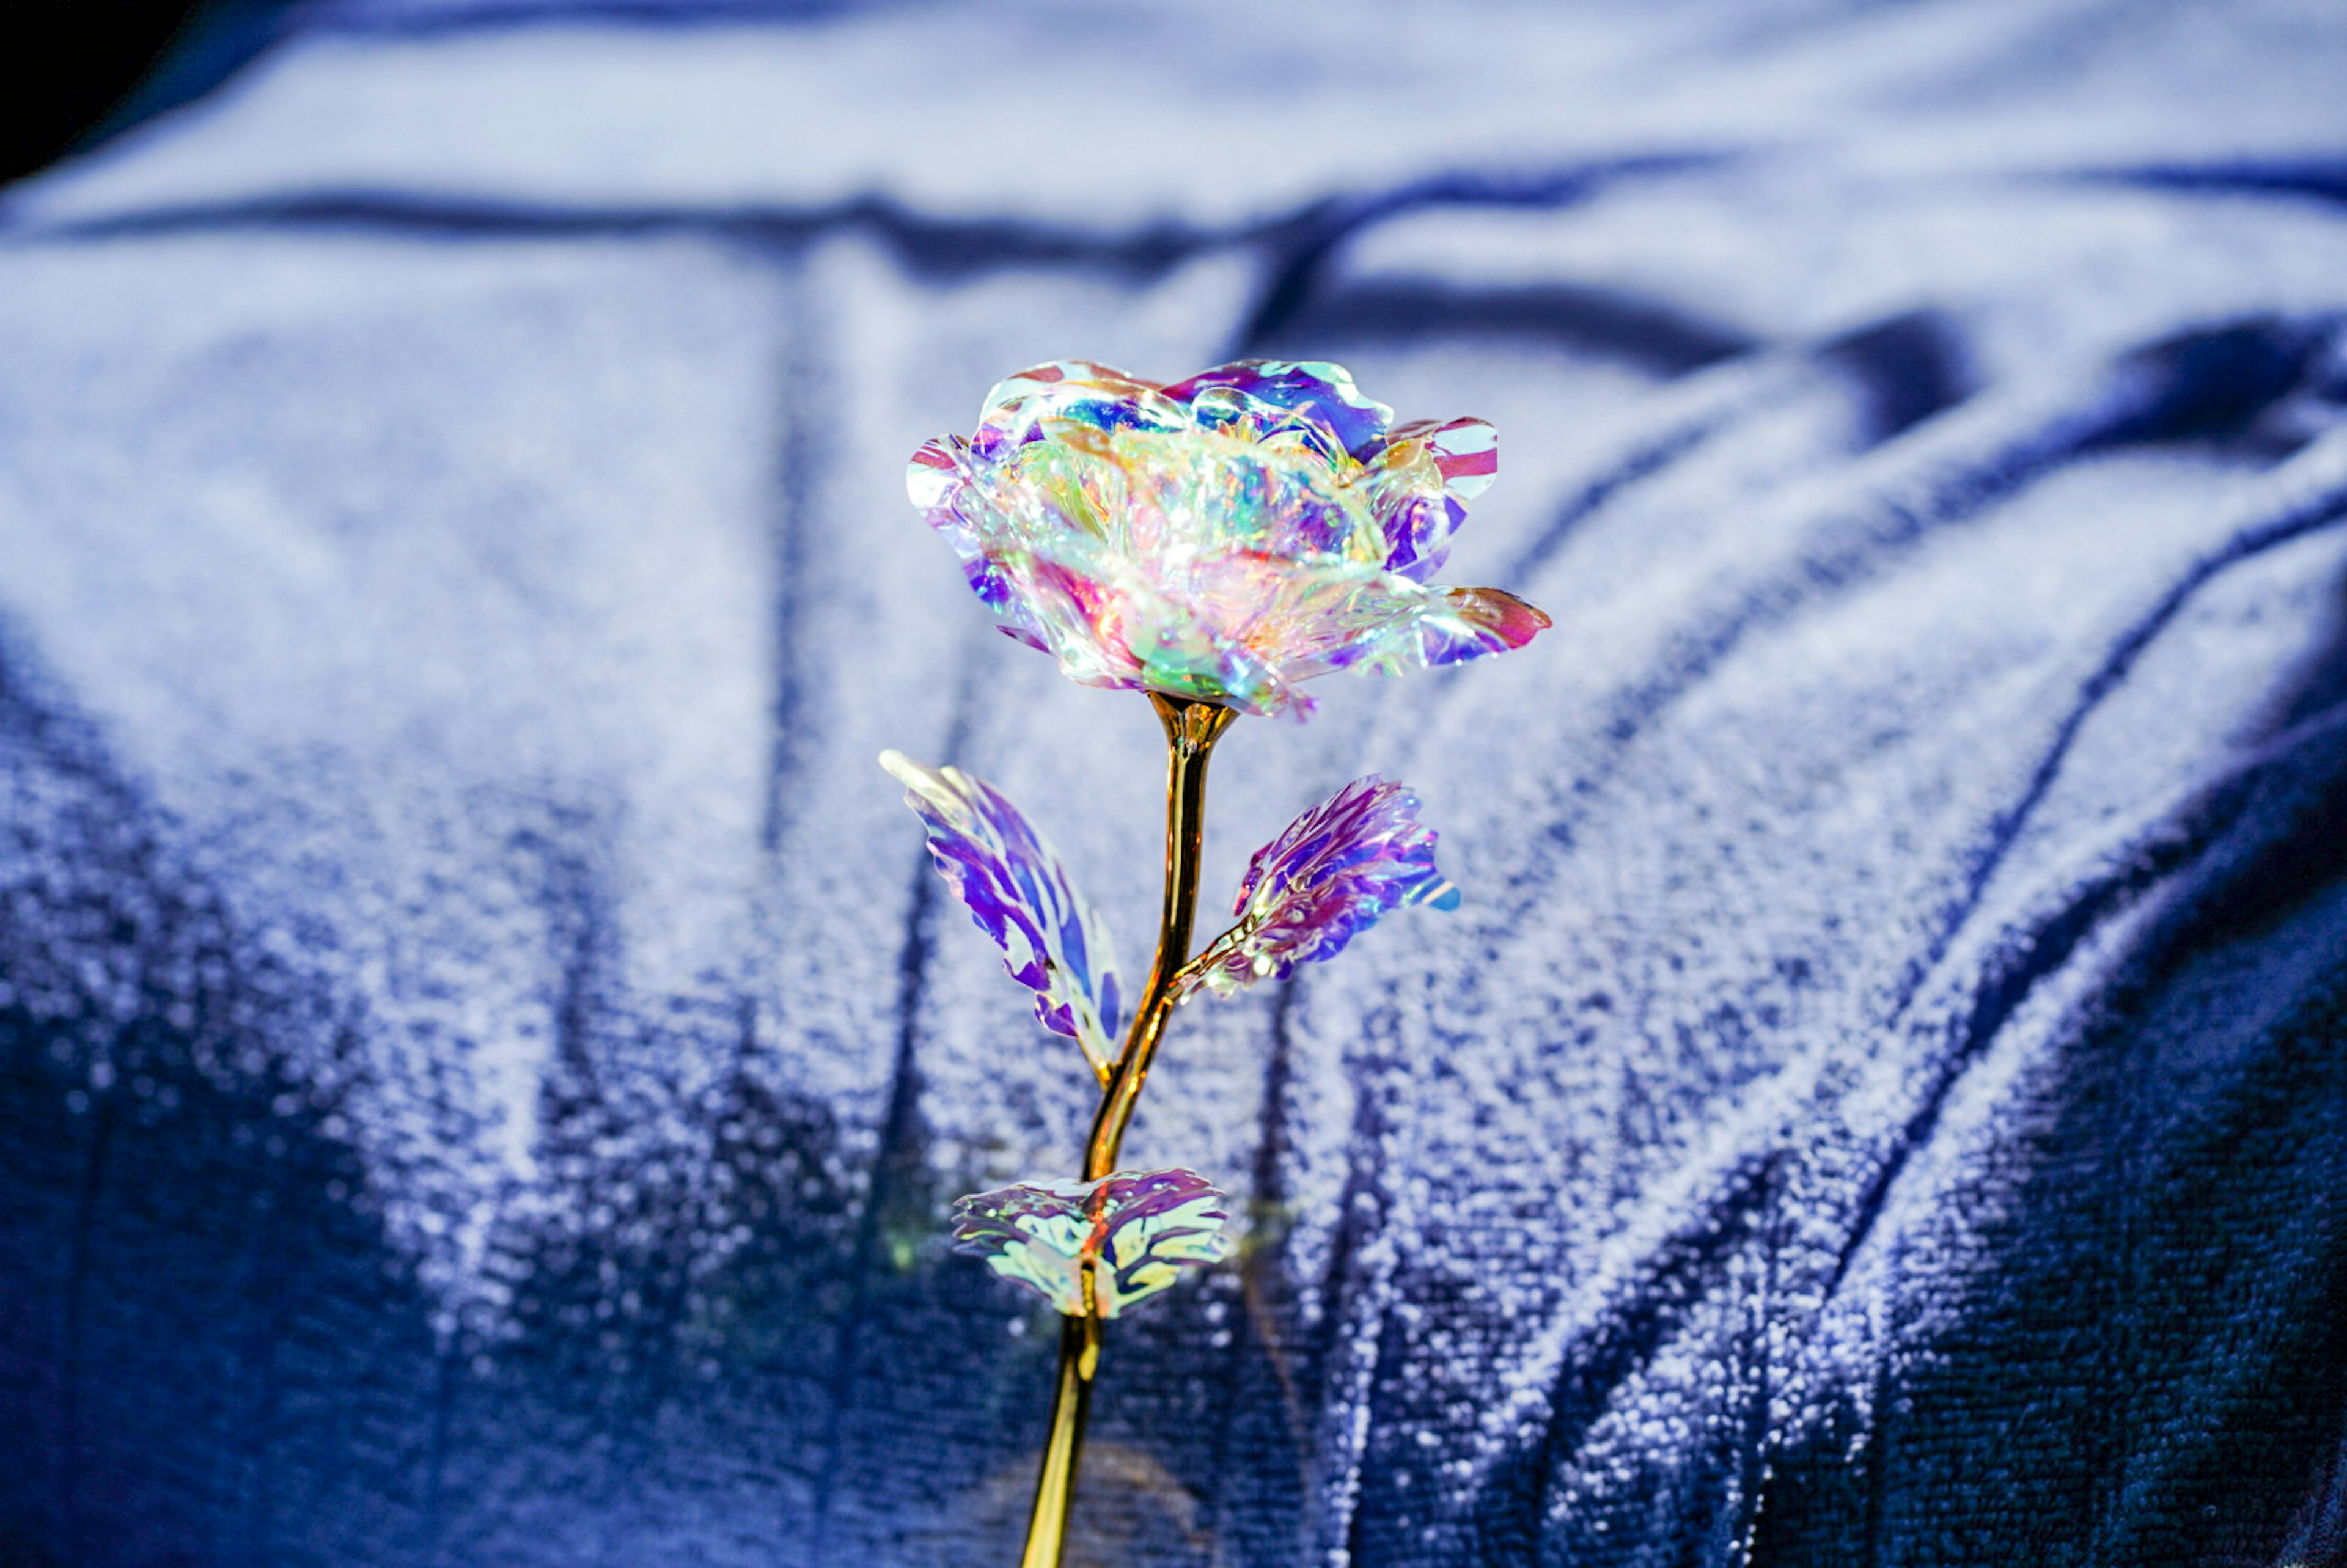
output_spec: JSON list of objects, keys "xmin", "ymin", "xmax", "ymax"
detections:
[
  {"xmin": 880, "ymin": 751, "xmax": 1123, "ymax": 1076},
  {"xmin": 1180, "ymin": 776, "xmax": 1459, "ymax": 998},
  {"xmin": 949, "ymin": 1168, "xmax": 1230, "ymax": 1319}
]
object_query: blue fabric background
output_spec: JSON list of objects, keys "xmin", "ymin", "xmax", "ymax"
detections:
[{"xmin": 2, "ymin": 2, "xmax": 2345, "ymax": 1563}]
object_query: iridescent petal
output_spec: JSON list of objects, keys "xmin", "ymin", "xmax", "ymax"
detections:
[
  {"xmin": 1369, "ymin": 416, "xmax": 1498, "ymax": 579},
  {"xmin": 1416, "ymin": 585, "xmax": 1552, "ymax": 666},
  {"xmin": 1165, "ymin": 359, "xmax": 1394, "ymax": 460},
  {"xmin": 949, "ymin": 1168, "xmax": 1230, "ymax": 1319},
  {"xmin": 1181, "ymin": 777, "xmax": 1460, "ymax": 998},
  {"xmin": 975, "ymin": 359, "xmax": 1187, "ymax": 453},
  {"xmin": 879, "ymin": 751, "xmax": 1123, "ymax": 1074}
]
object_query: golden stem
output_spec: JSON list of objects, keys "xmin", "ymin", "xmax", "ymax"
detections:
[
  {"xmin": 1087, "ymin": 692, "xmax": 1237, "ymax": 1182},
  {"xmin": 1016, "ymin": 691, "xmax": 1236, "ymax": 1568},
  {"xmin": 1018, "ymin": 1312, "xmax": 1100, "ymax": 1568}
]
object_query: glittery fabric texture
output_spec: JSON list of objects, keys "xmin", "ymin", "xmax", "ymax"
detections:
[{"xmin": 907, "ymin": 359, "xmax": 1550, "ymax": 719}]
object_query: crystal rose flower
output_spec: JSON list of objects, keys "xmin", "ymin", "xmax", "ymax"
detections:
[{"xmin": 907, "ymin": 359, "xmax": 1550, "ymax": 719}]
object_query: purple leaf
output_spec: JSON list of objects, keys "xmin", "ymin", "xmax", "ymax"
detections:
[
  {"xmin": 1181, "ymin": 775, "xmax": 1458, "ymax": 998},
  {"xmin": 880, "ymin": 750, "xmax": 1123, "ymax": 1075}
]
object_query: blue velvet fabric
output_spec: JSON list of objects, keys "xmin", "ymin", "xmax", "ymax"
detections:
[{"xmin": 2, "ymin": 3, "xmax": 2346, "ymax": 1563}]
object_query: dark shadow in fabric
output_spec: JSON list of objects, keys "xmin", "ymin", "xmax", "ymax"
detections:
[
  {"xmin": 1438, "ymin": 316, "xmax": 2347, "ymax": 1566},
  {"xmin": 0, "ymin": 627, "xmax": 1025, "ymax": 1567},
  {"xmin": 1457, "ymin": 1156, "xmax": 1786, "ymax": 1566},
  {"xmin": 0, "ymin": 1002, "xmax": 446, "ymax": 1568},
  {"xmin": 28, "ymin": 195, "xmax": 1216, "ymax": 286},
  {"xmin": 1752, "ymin": 707, "xmax": 2347, "ymax": 1567},
  {"xmin": 2092, "ymin": 160, "xmax": 2347, "ymax": 212},
  {"xmin": 2087, "ymin": 315, "xmax": 2346, "ymax": 460},
  {"xmin": 1817, "ymin": 310, "xmax": 1977, "ymax": 449},
  {"xmin": 1749, "ymin": 513, "xmax": 2347, "ymax": 1563},
  {"xmin": 26, "ymin": 158, "xmax": 1738, "ymax": 315},
  {"xmin": 1251, "ymin": 274, "xmax": 1757, "ymax": 378},
  {"xmin": 0, "ymin": 639, "xmax": 446, "ymax": 1568},
  {"xmin": 1235, "ymin": 156, "xmax": 1732, "ymax": 355},
  {"xmin": 300, "ymin": 0, "xmax": 904, "ymax": 35}
]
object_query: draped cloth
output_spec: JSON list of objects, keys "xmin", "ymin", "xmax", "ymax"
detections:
[{"xmin": 2, "ymin": 3, "xmax": 2345, "ymax": 1563}]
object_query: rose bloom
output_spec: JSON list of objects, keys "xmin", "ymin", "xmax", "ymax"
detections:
[{"xmin": 908, "ymin": 359, "xmax": 1548, "ymax": 719}]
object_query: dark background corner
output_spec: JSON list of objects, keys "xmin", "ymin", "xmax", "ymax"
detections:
[{"xmin": 0, "ymin": 0, "xmax": 297, "ymax": 187}]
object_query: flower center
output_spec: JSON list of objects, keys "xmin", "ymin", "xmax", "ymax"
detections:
[{"xmin": 1007, "ymin": 420, "xmax": 1389, "ymax": 573}]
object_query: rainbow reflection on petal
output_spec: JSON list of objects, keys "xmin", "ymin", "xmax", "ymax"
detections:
[{"xmin": 909, "ymin": 359, "xmax": 1547, "ymax": 719}]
